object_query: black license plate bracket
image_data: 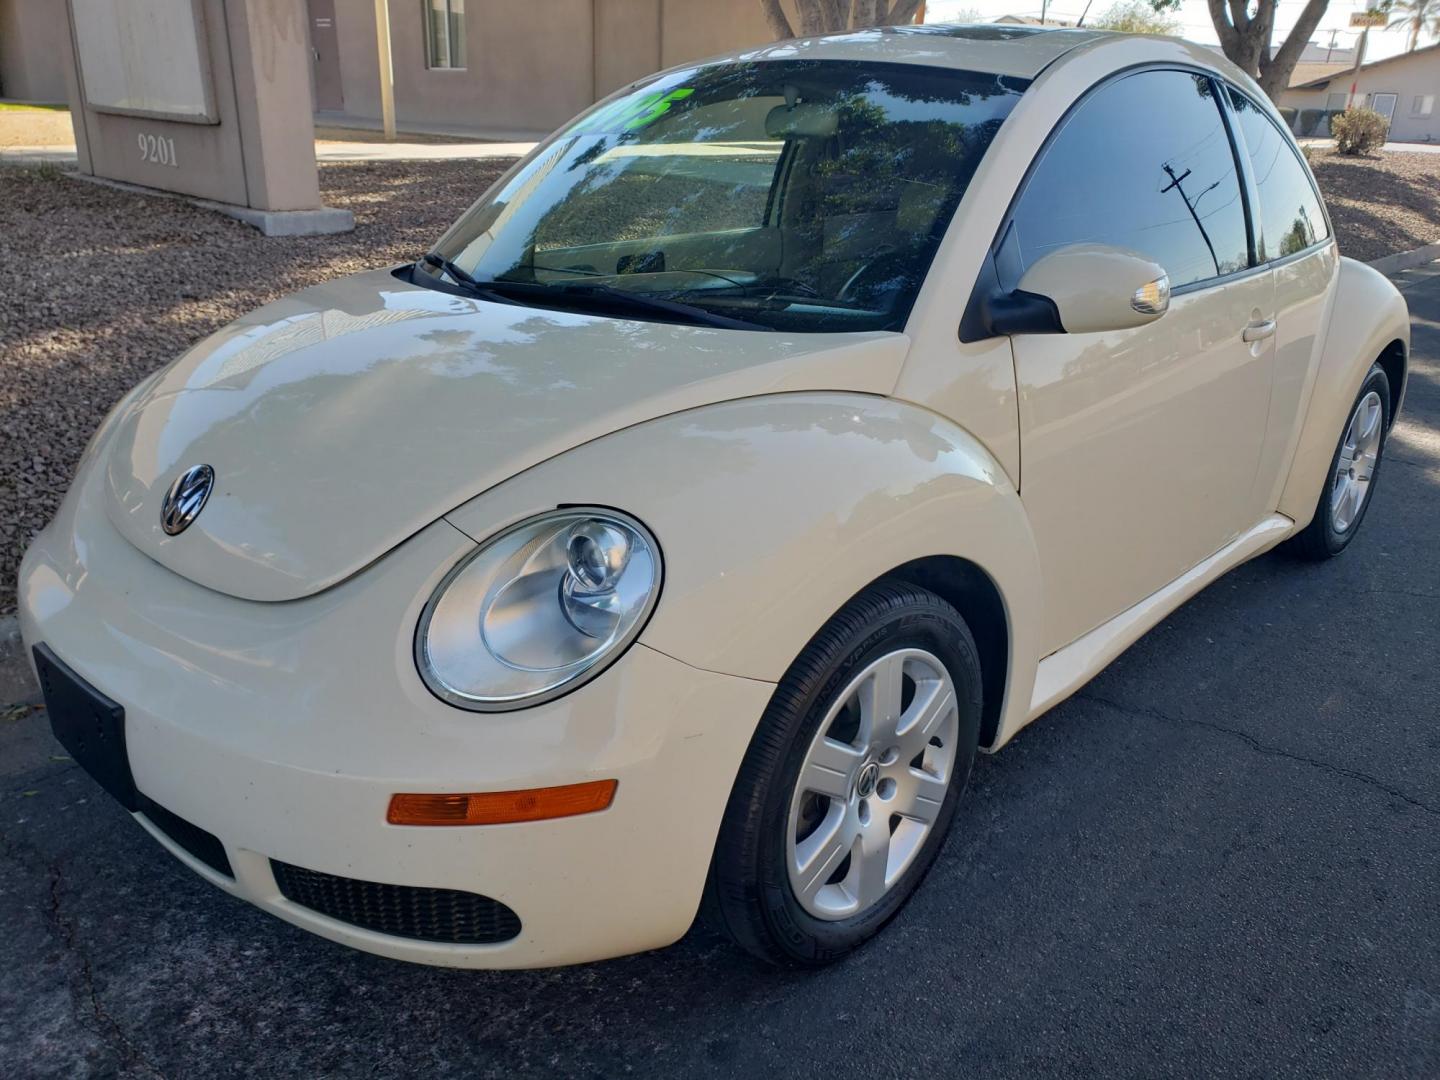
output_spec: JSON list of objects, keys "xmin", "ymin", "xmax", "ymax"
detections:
[{"xmin": 34, "ymin": 644, "xmax": 139, "ymax": 811}]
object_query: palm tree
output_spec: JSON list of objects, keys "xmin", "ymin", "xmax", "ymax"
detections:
[{"xmin": 1386, "ymin": 0, "xmax": 1440, "ymax": 52}]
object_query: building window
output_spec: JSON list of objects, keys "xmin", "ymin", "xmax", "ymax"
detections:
[
  {"xmin": 1412, "ymin": 95, "xmax": 1435, "ymax": 117},
  {"xmin": 425, "ymin": 0, "xmax": 465, "ymax": 69}
]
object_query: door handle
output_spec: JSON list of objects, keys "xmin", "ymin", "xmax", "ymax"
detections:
[{"xmin": 1242, "ymin": 319, "xmax": 1276, "ymax": 343}]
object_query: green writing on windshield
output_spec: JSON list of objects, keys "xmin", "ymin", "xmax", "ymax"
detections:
[{"xmin": 581, "ymin": 87, "xmax": 695, "ymax": 134}]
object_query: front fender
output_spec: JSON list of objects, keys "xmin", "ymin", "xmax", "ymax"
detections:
[
  {"xmin": 444, "ymin": 393, "xmax": 1043, "ymax": 733},
  {"xmin": 1278, "ymin": 257, "xmax": 1410, "ymax": 527}
]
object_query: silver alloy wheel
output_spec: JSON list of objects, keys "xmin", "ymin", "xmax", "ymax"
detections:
[
  {"xmin": 1331, "ymin": 390, "xmax": 1384, "ymax": 533},
  {"xmin": 786, "ymin": 648, "xmax": 960, "ymax": 921}
]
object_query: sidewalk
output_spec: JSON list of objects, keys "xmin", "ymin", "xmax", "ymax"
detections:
[
  {"xmin": 1298, "ymin": 137, "xmax": 1440, "ymax": 154},
  {"xmin": 315, "ymin": 137, "xmax": 537, "ymax": 161}
]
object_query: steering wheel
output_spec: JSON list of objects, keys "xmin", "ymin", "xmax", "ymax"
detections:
[{"xmin": 836, "ymin": 251, "xmax": 914, "ymax": 305}]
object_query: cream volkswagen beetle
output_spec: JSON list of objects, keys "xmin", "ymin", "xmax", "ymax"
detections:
[{"xmin": 19, "ymin": 26, "xmax": 1410, "ymax": 968}]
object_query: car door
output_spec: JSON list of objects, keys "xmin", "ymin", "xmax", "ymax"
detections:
[
  {"xmin": 1221, "ymin": 85, "xmax": 1341, "ymax": 515},
  {"xmin": 996, "ymin": 69, "xmax": 1276, "ymax": 654}
]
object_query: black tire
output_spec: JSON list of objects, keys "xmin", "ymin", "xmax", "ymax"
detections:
[
  {"xmin": 1286, "ymin": 363, "xmax": 1391, "ymax": 561},
  {"xmin": 703, "ymin": 580, "xmax": 983, "ymax": 966}
]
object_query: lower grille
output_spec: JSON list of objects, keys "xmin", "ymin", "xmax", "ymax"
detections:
[
  {"xmin": 270, "ymin": 861, "xmax": 521, "ymax": 945},
  {"xmin": 138, "ymin": 796, "xmax": 233, "ymax": 878}
]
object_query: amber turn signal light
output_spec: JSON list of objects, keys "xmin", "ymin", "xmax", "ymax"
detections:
[{"xmin": 387, "ymin": 780, "xmax": 618, "ymax": 826}]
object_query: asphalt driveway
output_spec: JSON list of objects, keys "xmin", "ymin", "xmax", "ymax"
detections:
[{"xmin": 2, "ymin": 266, "xmax": 1438, "ymax": 1079}]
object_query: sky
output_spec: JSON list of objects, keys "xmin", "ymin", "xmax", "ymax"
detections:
[{"xmin": 924, "ymin": 0, "xmax": 1431, "ymax": 64}]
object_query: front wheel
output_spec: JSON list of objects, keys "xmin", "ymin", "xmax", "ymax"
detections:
[
  {"xmin": 703, "ymin": 581, "xmax": 982, "ymax": 966},
  {"xmin": 1287, "ymin": 363, "xmax": 1392, "ymax": 560}
]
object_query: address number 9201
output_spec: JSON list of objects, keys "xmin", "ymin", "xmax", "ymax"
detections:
[{"xmin": 138, "ymin": 132, "xmax": 179, "ymax": 168}]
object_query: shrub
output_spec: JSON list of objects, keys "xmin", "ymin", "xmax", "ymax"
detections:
[
  {"xmin": 1278, "ymin": 106, "xmax": 1297, "ymax": 131},
  {"xmin": 1330, "ymin": 107, "xmax": 1388, "ymax": 156}
]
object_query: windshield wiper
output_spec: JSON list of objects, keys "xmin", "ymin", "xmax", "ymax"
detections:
[
  {"xmin": 421, "ymin": 252, "xmax": 483, "ymax": 290},
  {"xmin": 478, "ymin": 278, "xmax": 765, "ymax": 331}
]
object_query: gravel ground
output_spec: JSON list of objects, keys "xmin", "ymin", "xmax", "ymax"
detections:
[
  {"xmin": 1, "ymin": 147, "xmax": 1437, "ymax": 612},
  {"xmin": 0, "ymin": 159, "xmax": 514, "ymax": 615},
  {"xmin": 1309, "ymin": 148, "xmax": 1440, "ymax": 262}
]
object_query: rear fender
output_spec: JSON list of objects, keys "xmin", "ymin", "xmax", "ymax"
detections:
[{"xmin": 1278, "ymin": 257, "xmax": 1410, "ymax": 528}]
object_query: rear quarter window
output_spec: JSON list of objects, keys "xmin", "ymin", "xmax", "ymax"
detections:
[{"xmin": 1224, "ymin": 86, "xmax": 1330, "ymax": 261}]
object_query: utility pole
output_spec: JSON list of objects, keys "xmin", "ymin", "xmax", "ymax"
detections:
[
  {"xmin": 1161, "ymin": 163, "xmax": 1219, "ymax": 276},
  {"xmin": 1350, "ymin": 28, "xmax": 1370, "ymax": 109},
  {"xmin": 374, "ymin": 0, "xmax": 396, "ymax": 141}
]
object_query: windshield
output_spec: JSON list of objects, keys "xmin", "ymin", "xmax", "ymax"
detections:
[{"xmin": 422, "ymin": 60, "xmax": 1028, "ymax": 332}]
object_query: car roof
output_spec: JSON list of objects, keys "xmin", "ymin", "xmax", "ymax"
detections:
[{"xmin": 729, "ymin": 23, "xmax": 1116, "ymax": 81}]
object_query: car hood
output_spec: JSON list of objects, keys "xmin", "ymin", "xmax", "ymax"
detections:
[{"xmin": 102, "ymin": 268, "xmax": 908, "ymax": 601}]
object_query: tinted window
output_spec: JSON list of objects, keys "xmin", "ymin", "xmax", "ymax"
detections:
[
  {"xmin": 425, "ymin": 60, "xmax": 1028, "ymax": 333},
  {"xmin": 998, "ymin": 71, "xmax": 1251, "ymax": 291},
  {"xmin": 1225, "ymin": 86, "xmax": 1330, "ymax": 260}
]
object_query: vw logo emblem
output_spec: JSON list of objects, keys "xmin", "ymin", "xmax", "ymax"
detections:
[
  {"xmin": 855, "ymin": 760, "xmax": 880, "ymax": 800},
  {"xmin": 160, "ymin": 464, "xmax": 214, "ymax": 536}
]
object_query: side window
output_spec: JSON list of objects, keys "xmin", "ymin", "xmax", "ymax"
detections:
[
  {"xmin": 997, "ymin": 71, "xmax": 1250, "ymax": 291},
  {"xmin": 1225, "ymin": 86, "xmax": 1330, "ymax": 261}
]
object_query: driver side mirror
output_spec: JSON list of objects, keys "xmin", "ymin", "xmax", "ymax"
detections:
[{"xmin": 985, "ymin": 244, "xmax": 1171, "ymax": 336}]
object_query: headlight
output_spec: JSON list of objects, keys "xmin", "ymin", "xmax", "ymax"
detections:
[{"xmin": 416, "ymin": 508, "xmax": 661, "ymax": 710}]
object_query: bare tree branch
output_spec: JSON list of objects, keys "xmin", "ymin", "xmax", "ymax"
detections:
[
  {"xmin": 1208, "ymin": 0, "xmax": 1240, "ymax": 52},
  {"xmin": 760, "ymin": 0, "xmax": 796, "ymax": 39},
  {"xmin": 1226, "ymin": 0, "xmax": 1248, "ymax": 34},
  {"xmin": 883, "ymin": 0, "xmax": 926, "ymax": 24},
  {"xmin": 1258, "ymin": 0, "xmax": 1330, "ymax": 101},
  {"xmin": 795, "ymin": 0, "xmax": 829, "ymax": 35},
  {"xmin": 852, "ymin": 0, "xmax": 882, "ymax": 26}
]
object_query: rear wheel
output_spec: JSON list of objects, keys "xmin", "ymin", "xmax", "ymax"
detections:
[
  {"xmin": 1287, "ymin": 364, "xmax": 1391, "ymax": 560},
  {"xmin": 703, "ymin": 581, "xmax": 982, "ymax": 966}
]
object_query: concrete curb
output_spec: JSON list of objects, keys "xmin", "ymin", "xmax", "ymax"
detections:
[
  {"xmin": 0, "ymin": 146, "xmax": 78, "ymax": 167},
  {"xmin": 0, "ymin": 615, "xmax": 39, "ymax": 707},
  {"xmin": 1368, "ymin": 242, "xmax": 1440, "ymax": 277}
]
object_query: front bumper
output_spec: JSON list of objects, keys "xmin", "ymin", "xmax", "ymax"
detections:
[{"xmin": 18, "ymin": 458, "xmax": 772, "ymax": 968}]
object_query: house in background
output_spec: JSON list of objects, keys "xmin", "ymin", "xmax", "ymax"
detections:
[
  {"xmin": 0, "ymin": 0, "xmax": 802, "ymax": 134},
  {"xmin": 1290, "ymin": 43, "xmax": 1357, "ymax": 66},
  {"xmin": 308, "ymin": 0, "xmax": 806, "ymax": 137},
  {"xmin": 1281, "ymin": 41, "xmax": 1440, "ymax": 142}
]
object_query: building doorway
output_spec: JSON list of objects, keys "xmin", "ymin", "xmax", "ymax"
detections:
[
  {"xmin": 307, "ymin": 0, "xmax": 344, "ymax": 112},
  {"xmin": 1369, "ymin": 92, "xmax": 1398, "ymax": 136}
]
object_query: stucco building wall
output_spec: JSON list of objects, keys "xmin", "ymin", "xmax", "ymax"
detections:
[
  {"xmin": 324, "ymin": 0, "xmax": 793, "ymax": 135},
  {"xmin": 0, "ymin": 0, "xmax": 69, "ymax": 102}
]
